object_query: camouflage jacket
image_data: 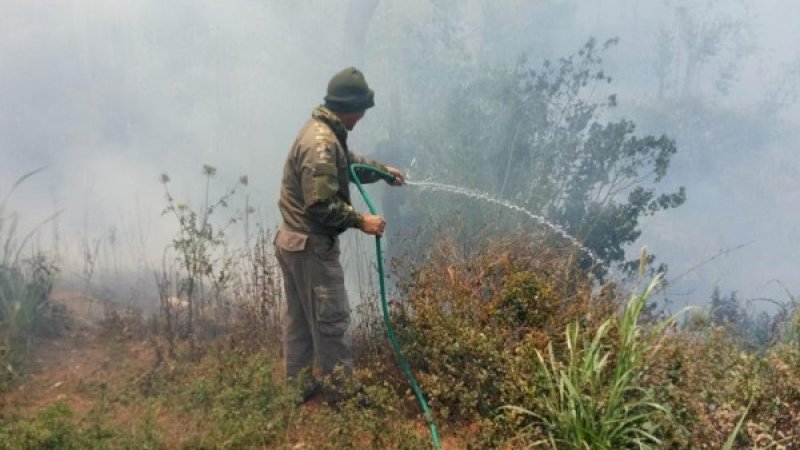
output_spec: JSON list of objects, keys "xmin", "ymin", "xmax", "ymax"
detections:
[{"xmin": 278, "ymin": 106, "xmax": 388, "ymax": 236}]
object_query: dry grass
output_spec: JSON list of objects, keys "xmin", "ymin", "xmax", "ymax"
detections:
[{"xmin": 3, "ymin": 232, "xmax": 800, "ymax": 449}]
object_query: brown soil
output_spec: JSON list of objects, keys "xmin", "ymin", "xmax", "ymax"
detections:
[
  {"xmin": 0, "ymin": 292, "xmax": 191, "ymax": 445},
  {"xmin": 1, "ymin": 291, "xmax": 472, "ymax": 449}
]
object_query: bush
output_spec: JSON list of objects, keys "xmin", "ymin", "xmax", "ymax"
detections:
[
  {"xmin": 0, "ymin": 402, "xmax": 164, "ymax": 450},
  {"xmin": 503, "ymin": 277, "xmax": 675, "ymax": 449},
  {"xmin": 644, "ymin": 326, "xmax": 800, "ymax": 449},
  {"xmin": 385, "ymin": 235, "xmax": 616, "ymax": 445},
  {"xmin": 176, "ymin": 346, "xmax": 296, "ymax": 449},
  {"xmin": 298, "ymin": 373, "xmax": 431, "ymax": 450},
  {"xmin": 372, "ymin": 235, "xmax": 800, "ymax": 448}
]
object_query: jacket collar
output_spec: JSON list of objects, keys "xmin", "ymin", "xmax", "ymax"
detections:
[{"xmin": 312, "ymin": 105, "xmax": 348, "ymax": 144}]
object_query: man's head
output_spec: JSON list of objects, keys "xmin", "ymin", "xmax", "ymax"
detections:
[{"xmin": 324, "ymin": 67, "xmax": 374, "ymax": 130}]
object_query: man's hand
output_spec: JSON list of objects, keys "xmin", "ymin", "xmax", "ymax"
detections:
[
  {"xmin": 384, "ymin": 166, "xmax": 405, "ymax": 186},
  {"xmin": 360, "ymin": 214, "xmax": 386, "ymax": 237}
]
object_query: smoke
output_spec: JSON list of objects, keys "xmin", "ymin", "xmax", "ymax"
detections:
[{"xmin": 1, "ymin": 0, "xmax": 798, "ymax": 306}]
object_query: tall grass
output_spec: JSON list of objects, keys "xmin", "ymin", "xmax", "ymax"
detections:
[
  {"xmin": 504, "ymin": 276, "xmax": 681, "ymax": 449},
  {"xmin": 0, "ymin": 169, "xmax": 60, "ymax": 385},
  {"xmin": 156, "ymin": 167, "xmax": 284, "ymax": 357}
]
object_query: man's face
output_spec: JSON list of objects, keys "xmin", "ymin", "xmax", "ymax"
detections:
[{"xmin": 341, "ymin": 110, "xmax": 365, "ymax": 131}]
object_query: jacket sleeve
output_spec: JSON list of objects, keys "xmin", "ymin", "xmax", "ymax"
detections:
[
  {"xmin": 299, "ymin": 141, "xmax": 363, "ymax": 230},
  {"xmin": 349, "ymin": 152, "xmax": 389, "ymax": 184}
]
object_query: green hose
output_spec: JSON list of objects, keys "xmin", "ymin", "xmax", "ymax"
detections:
[{"xmin": 349, "ymin": 163, "xmax": 442, "ymax": 450}]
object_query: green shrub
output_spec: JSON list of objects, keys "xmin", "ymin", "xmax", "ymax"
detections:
[
  {"xmin": 0, "ymin": 402, "xmax": 164, "ymax": 450},
  {"xmin": 312, "ymin": 387, "xmax": 429, "ymax": 449},
  {"xmin": 0, "ymin": 403, "xmax": 86, "ymax": 450},
  {"xmin": 502, "ymin": 277, "xmax": 677, "ymax": 449},
  {"xmin": 384, "ymin": 236, "xmax": 616, "ymax": 446},
  {"xmin": 181, "ymin": 348, "xmax": 296, "ymax": 449},
  {"xmin": 642, "ymin": 313, "xmax": 800, "ymax": 448}
]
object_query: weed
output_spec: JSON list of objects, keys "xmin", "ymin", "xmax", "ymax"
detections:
[
  {"xmin": 141, "ymin": 345, "xmax": 294, "ymax": 449},
  {"xmin": 229, "ymin": 224, "xmax": 284, "ymax": 351},
  {"xmin": 298, "ymin": 373, "xmax": 430, "ymax": 450},
  {"xmin": 0, "ymin": 401, "xmax": 166, "ymax": 450},
  {"xmin": 0, "ymin": 170, "xmax": 61, "ymax": 389},
  {"xmin": 158, "ymin": 166, "xmax": 250, "ymax": 355},
  {"xmin": 502, "ymin": 277, "xmax": 678, "ymax": 449},
  {"xmin": 394, "ymin": 237, "xmax": 600, "ymax": 415}
]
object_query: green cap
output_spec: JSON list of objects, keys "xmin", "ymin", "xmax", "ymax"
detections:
[{"xmin": 324, "ymin": 67, "xmax": 375, "ymax": 113}]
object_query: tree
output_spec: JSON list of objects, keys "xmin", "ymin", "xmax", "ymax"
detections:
[
  {"xmin": 391, "ymin": 39, "xmax": 686, "ymax": 275},
  {"xmin": 709, "ymin": 287, "xmax": 743, "ymax": 326},
  {"xmin": 654, "ymin": 0, "xmax": 754, "ymax": 99}
]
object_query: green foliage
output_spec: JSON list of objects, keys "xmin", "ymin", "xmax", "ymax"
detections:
[
  {"xmin": 503, "ymin": 278, "xmax": 676, "ymax": 449},
  {"xmin": 0, "ymin": 169, "xmax": 60, "ymax": 389},
  {"xmin": 393, "ymin": 38, "xmax": 685, "ymax": 273},
  {"xmin": 388, "ymin": 236, "xmax": 616, "ymax": 446},
  {"xmin": 709, "ymin": 287, "xmax": 746, "ymax": 327},
  {"xmin": 0, "ymin": 403, "xmax": 84, "ymax": 450},
  {"xmin": 377, "ymin": 237, "xmax": 800, "ymax": 448},
  {"xmin": 0, "ymin": 255, "xmax": 58, "ymax": 339},
  {"xmin": 769, "ymin": 286, "xmax": 800, "ymax": 348},
  {"xmin": 202, "ymin": 358, "xmax": 294, "ymax": 448},
  {"xmin": 690, "ymin": 286, "xmax": 800, "ymax": 350},
  {"xmin": 4, "ymin": 227, "xmax": 800, "ymax": 448},
  {"xmin": 0, "ymin": 402, "xmax": 165, "ymax": 450},
  {"xmin": 300, "ymin": 376, "xmax": 430, "ymax": 450},
  {"xmin": 644, "ymin": 317, "xmax": 800, "ymax": 448},
  {"xmin": 654, "ymin": 0, "xmax": 754, "ymax": 99},
  {"xmin": 186, "ymin": 350, "xmax": 295, "ymax": 448}
]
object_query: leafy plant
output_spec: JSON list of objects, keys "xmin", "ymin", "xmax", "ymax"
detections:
[
  {"xmin": 0, "ymin": 402, "xmax": 166, "ymax": 450},
  {"xmin": 188, "ymin": 350, "xmax": 296, "ymax": 449},
  {"xmin": 384, "ymin": 235, "xmax": 617, "ymax": 447},
  {"xmin": 502, "ymin": 276, "xmax": 679, "ymax": 449},
  {"xmin": 390, "ymin": 38, "xmax": 685, "ymax": 275},
  {"xmin": 158, "ymin": 166, "xmax": 249, "ymax": 353}
]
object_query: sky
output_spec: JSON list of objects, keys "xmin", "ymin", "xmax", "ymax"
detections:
[{"xmin": 1, "ymin": 0, "xmax": 797, "ymax": 308}]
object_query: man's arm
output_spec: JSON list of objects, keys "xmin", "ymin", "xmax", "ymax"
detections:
[
  {"xmin": 349, "ymin": 152, "xmax": 387, "ymax": 184},
  {"xmin": 301, "ymin": 143, "xmax": 363, "ymax": 230},
  {"xmin": 298, "ymin": 142, "xmax": 388, "ymax": 237},
  {"xmin": 349, "ymin": 152, "xmax": 405, "ymax": 185}
]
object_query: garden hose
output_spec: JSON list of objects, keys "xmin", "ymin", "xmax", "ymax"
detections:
[{"xmin": 349, "ymin": 163, "xmax": 442, "ymax": 450}]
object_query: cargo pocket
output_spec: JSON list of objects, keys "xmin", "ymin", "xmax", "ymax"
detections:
[
  {"xmin": 311, "ymin": 235, "xmax": 340, "ymax": 261},
  {"xmin": 274, "ymin": 229, "xmax": 308, "ymax": 252},
  {"xmin": 314, "ymin": 284, "xmax": 350, "ymax": 336}
]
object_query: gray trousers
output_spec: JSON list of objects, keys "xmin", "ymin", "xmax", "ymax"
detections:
[{"xmin": 275, "ymin": 228, "xmax": 353, "ymax": 381}]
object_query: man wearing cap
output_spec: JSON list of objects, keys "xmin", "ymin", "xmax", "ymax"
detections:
[{"xmin": 275, "ymin": 67, "xmax": 405, "ymax": 403}]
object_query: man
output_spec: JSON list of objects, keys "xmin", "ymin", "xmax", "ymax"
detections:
[{"xmin": 275, "ymin": 67, "xmax": 404, "ymax": 403}]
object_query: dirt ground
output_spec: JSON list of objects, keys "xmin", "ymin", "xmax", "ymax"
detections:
[
  {"xmin": 1, "ymin": 292, "xmax": 470, "ymax": 449},
  {"xmin": 2, "ymin": 293, "xmax": 170, "ymax": 428}
]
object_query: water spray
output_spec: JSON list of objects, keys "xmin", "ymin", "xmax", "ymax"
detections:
[
  {"xmin": 349, "ymin": 165, "xmax": 603, "ymax": 450},
  {"xmin": 405, "ymin": 180, "xmax": 601, "ymax": 263}
]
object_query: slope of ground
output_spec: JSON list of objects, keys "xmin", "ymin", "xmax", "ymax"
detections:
[{"xmin": 0, "ymin": 291, "xmax": 469, "ymax": 449}]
